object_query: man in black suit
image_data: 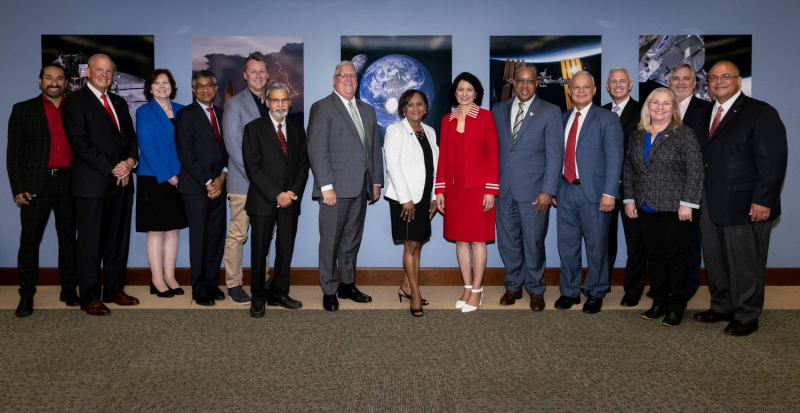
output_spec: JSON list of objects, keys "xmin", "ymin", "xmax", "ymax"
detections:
[
  {"xmin": 175, "ymin": 70, "xmax": 228, "ymax": 306},
  {"xmin": 669, "ymin": 63, "xmax": 712, "ymax": 301},
  {"xmin": 692, "ymin": 61, "xmax": 787, "ymax": 336},
  {"xmin": 7, "ymin": 64, "xmax": 78, "ymax": 317},
  {"xmin": 602, "ymin": 68, "xmax": 645, "ymax": 306},
  {"xmin": 62, "ymin": 54, "xmax": 139, "ymax": 316},
  {"xmin": 242, "ymin": 83, "xmax": 310, "ymax": 317}
]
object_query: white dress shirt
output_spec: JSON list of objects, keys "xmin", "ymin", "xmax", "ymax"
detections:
[
  {"xmin": 710, "ymin": 90, "xmax": 743, "ymax": 132},
  {"xmin": 510, "ymin": 95, "xmax": 535, "ymax": 132},
  {"xmin": 611, "ymin": 96, "xmax": 630, "ymax": 118}
]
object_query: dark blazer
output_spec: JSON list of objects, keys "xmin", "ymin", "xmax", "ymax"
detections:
[
  {"xmin": 623, "ymin": 123, "xmax": 704, "ymax": 211},
  {"xmin": 682, "ymin": 96, "xmax": 712, "ymax": 134},
  {"xmin": 136, "ymin": 99, "xmax": 184, "ymax": 183},
  {"xmin": 174, "ymin": 101, "xmax": 228, "ymax": 195},
  {"xmin": 694, "ymin": 94, "xmax": 787, "ymax": 226},
  {"xmin": 602, "ymin": 98, "xmax": 642, "ymax": 151},
  {"xmin": 7, "ymin": 95, "xmax": 55, "ymax": 196},
  {"xmin": 62, "ymin": 86, "xmax": 138, "ymax": 198},
  {"xmin": 242, "ymin": 117, "xmax": 310, "ymax": 216}
]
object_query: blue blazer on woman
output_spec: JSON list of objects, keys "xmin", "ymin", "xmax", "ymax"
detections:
[{"xmin": 136, "ymin": 99, "xmax": 185, "ymax": 182}]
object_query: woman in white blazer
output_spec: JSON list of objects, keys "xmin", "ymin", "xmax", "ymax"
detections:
[{"xmin": 384, "ymin": 89, "xmax": 439, "ymax": 317}]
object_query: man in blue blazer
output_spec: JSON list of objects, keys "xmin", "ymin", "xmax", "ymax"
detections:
[
  {"xmin": 492, "ymin": 63, "xmax": 564, "ymax": 311},
  {"xmin": 555, "ymin": 71, "xmax": 624, "ymax": 314}
]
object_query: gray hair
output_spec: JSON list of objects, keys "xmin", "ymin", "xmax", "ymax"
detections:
[
  {"xmin": 191, "ymin": 70, "xmax": 217, "ymax": 87},
  {"xmin": 710, "ymin": 60, "xmax": 740, "ymax": 76},
  {"xmin": 267, "ymin": 83, "xmax": 291, "ymax": 98},
  {"xmin": 570, "ymin": 71, "xmax": 595, "ymax": 88},
  {"xmin": 513, "ymin": 63, "xmax": 538, "ymax": 78},
  {"xmin": 669, "ymin": 63, "xmax": 696, "ymax": 78},
  {"xmin": 606, "ymin": 67, "xmax": 630, "ymax": 82},
  {"xmin": 334, "ymin": 60, "xmax": 355, "ymax": 75}
]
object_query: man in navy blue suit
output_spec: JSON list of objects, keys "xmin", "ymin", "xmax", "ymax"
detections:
[{"xmin": 554, "ymin": 71, "xmax": 624, "ymax": 314}]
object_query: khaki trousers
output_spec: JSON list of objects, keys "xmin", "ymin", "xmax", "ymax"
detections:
[{"xmin": 224, "ymin": 193, "xmax": 273, "ymax": 288}]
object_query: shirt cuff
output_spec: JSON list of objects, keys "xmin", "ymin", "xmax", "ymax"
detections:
[
  {"xmin": 623, "ymin": 199, "xmax": 635, "ymax": 204},
  {"xmin": 222, "ymin": 167, "xmax": 228, "ymax": 173},
  {"xmin": 205, "ymin": 179, "xmax": 212, "ymax": 185},
  {"xmin": 602, "ymin": 194, "xmax": 616, "ymax": 199},
  {"xmin": 680, "ymin": 201, "xmax": 700, "ymax": 209},
  {"xmin": 321, "ymin": 184, "xmax": 333, "ymax": 192}
]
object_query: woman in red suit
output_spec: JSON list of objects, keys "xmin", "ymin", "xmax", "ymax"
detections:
[{"xmin": 435, "ymin": 72, "xmax": 499, "ymax": 313}]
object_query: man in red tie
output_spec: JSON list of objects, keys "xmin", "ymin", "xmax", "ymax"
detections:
[
  {"xmin": 62, "ymin": 54, "xmax": 140, "ymax": 315},
  {"xmin": 174, "ymin": 70, "xmax": 228, "ymax": 306}
]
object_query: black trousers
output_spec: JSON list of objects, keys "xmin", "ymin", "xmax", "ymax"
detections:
[
  {"xmin": 686, "ymin": 209, "xmax": 702, "ymax": 298},
  {"xmin": 183, "ymin": 193, "xmax": 226, "ymax": 294},
  {"xmin": 609, "ymin": 199, "xmax": 648, "ymax": 297},
  {"xmin": 76, "ymin": 188, "xmax": 133, "ymax": 304},
  {"xmin": 17, "ymin": 173, "xmax": 77, "ymax": 295},
  {"xmin": 250, "ymin": 210, "xmax": 299, "ymax": 303},
  {"xmin": 637, "ymin": 209, "xmax": 693, "ymax": 313}
]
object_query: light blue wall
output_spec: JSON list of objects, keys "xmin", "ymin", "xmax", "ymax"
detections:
[{"xmin": 1, "ymin": 0, "xmax": 797, "ymax": 269}]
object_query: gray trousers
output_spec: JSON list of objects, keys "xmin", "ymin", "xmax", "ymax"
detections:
[{"xmin": 496, "ymin": 196, "xmax": 550, "ymax": 295}]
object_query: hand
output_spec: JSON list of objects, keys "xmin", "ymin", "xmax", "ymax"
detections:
[
  {"xmin": 483, "ymin": 194, "xmax": 495, "ymax": 212},
  {"xmin": 14, "ymin": 192, "xmax": 32, "ymax": 205},
  {"xmin": 678, "ymin": 206, "xmax": 693, "ymax": 222},
  {"xmin": 428, "ymin": 200, "xmax": 437, "ymax": 219},
  {"xmin": 532, "ymin": 192, "xmax": 553, "ymax": 214},
  {"xmin": 116, "ymin": 176, "xmax": 129, "ymax": 187},
  {"xmin": 436, "ymin": 193, "xmax": 445, "ymax": 214},
  {"xmin": 322, "ymin": 189, "xmax": 337, "ymax": 206},
  {"xmin": 552, "ymin": 197, "xmax": 557, "ymax": 208},
  {"xmin": 624, "ymin": 203, "xmax": 638, "ymax": 219},
  {"xmin": 167, "ymin": 175, "xmax": 179, "ymax": 187},
  {"xmin": 112, "ymin": 158, "xmax": 134, "ymax": 179},
  {"xmin": 207, "ymin": 176, "xmax": 223, "ymax": 199},
  {"xmin": 599, "ymin": 195, "xmax": 615, "ymax": 212},
  {"xmin": 276, "ymin": 192, "xmax": 293, "ymax": 208},
  {"xmin": 370, "ymin": 185, "xmax": 381, "ymax": 205},
  {"xmin": 749, "ymin": 203, "xmax": 771, "ymax": 222},
  {"xmin": 401, "ymin": 201, "xmax": 415, "ymax": 222}
]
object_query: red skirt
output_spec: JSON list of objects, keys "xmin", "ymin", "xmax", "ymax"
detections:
[{"xmin": 443, "ymin": 180, "xmax": 495, "ymax": 242}]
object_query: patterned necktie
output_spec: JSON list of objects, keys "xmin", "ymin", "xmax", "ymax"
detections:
[
  {"xmin": 277, "ymin": 123, "xmax": 287, "ymax": 154},
  {"xmin": 101, "ymin": 94, "xmax": 119, "ymax": 132},
  {"xmin": 613, "ymin": 105, "xmax": 621, "ymax": 117},
  {"xmin": 511, "ymin": 102, "xmax": 525, "ymax": 144},
  {"xmin": 564, "ymin": 111, "xmax": 581, "ymax": 183},
  {"xmin": 708, "ymin": 106, "xmax": 724, "ymax": 139},
  {"xmin": 348, "ymin": 101, "xmax": 365, "ymax": 144},
  {"xmin": 206, "ymin": 107, "xmax": 221, "ymax": 146}
]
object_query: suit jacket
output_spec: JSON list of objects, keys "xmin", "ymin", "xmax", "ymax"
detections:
[
  {"xmin": 174, "ymin": 101, "xmax": 228, "ymax": 195},
  {"xmin": 681, "ymin": 95, "xmax": 712, "ymax": 134},
  {"xmin": 383, "ymin": 118, "xmax": 438, "ymax": 204},
  {"xmin": 7, "ymin": 95, "xmax": 57, "ymax": 196},
  {"xmin": 242, "ymin": 117, "xmax": 310, "ymax": 216},
  {"xmin": 136, "ymin": 99, "xmax": 184, "ymax": 183},
  {"xmin": 307, "ymin": 92, "xmax": 384, "ymax": 200},
  {"xmin": 558, "ymin": 104, "xmax": 624, "ymax": 202},
  {"xmin": 603, "ymin": 98, "xmax": 642, "ymax": 197},
  {"xmin": 222, "ymin": 89, "xmax": 262, "ymax": 195},
  {"xmin": 62, "ymin": 86, "xmax": 138, "ymax": 198},
  {"xmin": 622, "ymin": 123, "xmax": 703, "ymax": 211},
  {"xmin": 694, "ymin": 94, "xmax": 787, "ymax": 226},
  {"xmin": 493, "ymin": 96, "xmax": 563, "ymax": 201}
]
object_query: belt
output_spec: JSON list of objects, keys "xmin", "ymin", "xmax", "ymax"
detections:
[
  {"xmin": 48, "ymin": 168, "xmax": 70, "ymax": 176},
  {"xmin": 563, "ymin": 176, "xmax": 580, "ymax": 185}
]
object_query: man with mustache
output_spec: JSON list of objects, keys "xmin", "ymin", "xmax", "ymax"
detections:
[{"xmin": 7, "ymin": 64, "xmax": 79, "ymax": 317}]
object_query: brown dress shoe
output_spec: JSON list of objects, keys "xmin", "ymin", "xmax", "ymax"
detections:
[
  {"xmin": 499, "ymin": 290, "xmax": 521, "ymax": 305},
  {"xmin": 103, "ymin": 292, "xmax": 140, "ymax": 306},
  {"xmin": 529, "ymin": 294, "xmax": 545, "ymax": 311},
  {"xmin": 81, "ymin": 301, "xmax": 111, "ymax": 316}
]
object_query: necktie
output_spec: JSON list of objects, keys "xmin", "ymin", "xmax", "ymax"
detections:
[
  {"xmin": 207, "ymin": 107, "xmax": 221, "ymax": 146},
  {"xmin": 101, "ymin": 94, "xmax": 119, "ymax": 133},
  {"xmin": 564, "ymin": 111, "xmax": 581, "ymax": 183},
  {"xmin": 277, "ymin": 123, "xmax": 287, "ymax": 155},
  {"xmin": 708, "ymin": 106, "xmax": 724, "ymax": 139},
  {"xmin": 613, "ymin": 105, "xmax": 621, "ymax": 117},
  {"xmin": 511, "ymin": 102, "xmax": 525, "ymax": 144},
  {"xmin": 348, "ymin": 101, "xmax": 365, "ymax": 145}
]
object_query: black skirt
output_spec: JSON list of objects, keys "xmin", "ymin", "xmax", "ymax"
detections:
[
  {"xmin": 387, "ymin": 198, "xmax": 433, "ymax": 244},
  {"xmin": 136, "ymin": 175, "xmax": 189, "ymax": 232}
]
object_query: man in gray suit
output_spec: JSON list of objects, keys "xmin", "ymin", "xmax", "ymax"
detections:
[
  {"xmin": 307, "ymin": 61, "xmax": 384, "ymax": 311},
  {"xmin": 492, "ymin": 63, "xmax": 563, "ymax": 311},
  {"xmin": 222, "ymin": 54, "xmax": 270, "ymax": 304}
]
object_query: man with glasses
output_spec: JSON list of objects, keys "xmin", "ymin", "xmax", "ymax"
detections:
[
  {"xmin": 307, "ymin": 61, "xmax": 384, "ymax": 311},
  {"xmin": 242, "ymin": 83, "xmax": 309, "ymax": 317},
  {"xmin": 692, "ymin": 61, "xmax": 787, "ymax": 336},
  {"xmin": 175, "ymin": 70, "xmax": 228, "ymax": 306}
]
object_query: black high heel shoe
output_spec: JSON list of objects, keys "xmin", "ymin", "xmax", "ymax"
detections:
[
  {"xmin": 169, "ymin": 287, "xmax": 185, "ymax": 295},
  {"xmin": 410, "ymin": 306, "xmax": 424, "ymax": 317},
  {"xmin": 398, "ymin": 287, "xmax": 429, "ymax": 306},
  {"xmin": 150, "ymin": 282, "xmax": 175, "ymax": 298}
]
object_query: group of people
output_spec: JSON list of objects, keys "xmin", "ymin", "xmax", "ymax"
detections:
[{"xmin": 7, "ymin": 53, "xmax": 787, "ymax": 336}]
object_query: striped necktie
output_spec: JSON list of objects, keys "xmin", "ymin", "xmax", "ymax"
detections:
[{"xmin": 511, "ymin": 102, "xmax": 524, "ymax": 143}]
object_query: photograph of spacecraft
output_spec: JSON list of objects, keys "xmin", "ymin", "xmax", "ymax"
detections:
[
  {"xmin": 192, "ymin": 36, "xmax": 304, "ymax": 123},
  {"xmin": 342, "ymin": 35, "xmax": 452, "ymax": 142},
  {"xmin": 41, "ymin": 35, "xmax": 154, "ymax": 126},
  {"xmin": 638, "ymin": 35, "xmax": 752, "ymax": 102},
  {"xmin": 489, "ymin": 36, "xmax": 602, "ymax": 111}
]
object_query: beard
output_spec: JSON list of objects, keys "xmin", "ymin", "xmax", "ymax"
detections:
[{"xmin": 271, "ymin": 109, "xmax": 288, "ymax": 119}]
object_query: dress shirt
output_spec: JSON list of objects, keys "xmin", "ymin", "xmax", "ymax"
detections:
[
  {"xmin": 611, "ymin": 96, "xmax": 630, "ymax": 117},
  {"xmin": 562, "ymin": 103, "xmax": 591, "ymax": 179},
  {"xmin": 510, "ymin": 95, "xmax": 535, "ymax": 132},
  {"xmin": 710, "ymin": 90, "xmax": 743, "ymax": 132},
  {"xmin": 322, "ymin": 90, "xmax": 367, "ymax": 193},
  {"xmin": 86, "ymin": 83, "xmax": 137, "ymax": 171},
  {"xmin": 42, "ymin": 94, "xmax": 71, "ymax": 168},
  {"xmin": 197, "ymin": 100, "xmax": 227, "ymax": 184},
  {"xmin": 678, "ymin": 96, "xmax": 691, "ymax": 120}
]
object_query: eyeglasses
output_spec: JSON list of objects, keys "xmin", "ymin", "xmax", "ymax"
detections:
[
  {"xmin": 515, "ymin": 79, "xmax": 536, "ymax": 85},
  {"xmin": 194, "ymin": 83, "xmax": 217, "ymax": 90},
  {"xmin": 335, "ymin": 73, "xmax": 357, "ymax": 80},
  {"xmin": 269, "ymin": 98, "xmax": 291, "ymax": 104},
  {"xmin": 708, "ymin": 74, "xmax": 738, "ymax": 82}
]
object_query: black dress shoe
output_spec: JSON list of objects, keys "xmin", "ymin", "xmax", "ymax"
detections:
[
  {"xmin": 207, "ymin": 286, "xmax": 225, "ymax": 300},
  {"xmin": 620, "ymin": 294, "xmax": 640, "ymax": 307},
  {"xmin": 724, "ymin": 320, "xmax": 759, "ymax": 336},
  {"xmin": 554, "ymin": 295, "xmax": 581, "ymax": 309},
  {"xmin": 150, "ymin": 282, "xmax": 175, "ymax": 298},
  {"xmin": 193, "ymin": 291, "xmax": 216, "ymax": 307},
  {"xmin": 641, "ymin": 304, "xmax": 667, "ymax": 320},
  {"xmin": 323, "ymin": 294, "xmax": 339, "ymax": 311},
  {"xmin": 169, "ymin": 287, "xmax": 185, "ymax": 296},
  {"xmin": 60, "ymin": 289, "xmax": 80, "ymax": 307},
  {"xmin": 250, "ymin": 301, "xmax": 266, "ymax": 318},
  {"xmin": 646, "ymin": 290, "xmax": 654, "ymax": 299},
  {"xmin": 662, "ymin": 311, "xmax": 683, "ymax": 327},
  {"xmin": 582, "ymin": 295, "xmax": 603, "ymax": 314},
  {"xmin": 337, "ymin": 284, "xmax": 372, "ymax": 303},
  {"xmin": 268, "ymin": 295, "xmax": 303, "ymax": 310},
  {"xmin": 693, "ymin": 309, "xmax": 734, "ymax": 323},
  {"xmin": 15, "ymin": 295, "xmax": 33, "ymax": 317}
]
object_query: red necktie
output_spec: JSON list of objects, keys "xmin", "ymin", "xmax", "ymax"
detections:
[
  {"xmin": 101, "ymin": 94, "xmax": 119, "ymax": 133},
  {"xmin": 277, "ymin": 123, "xmax": 287, "ymax": 154},
  {"xmin": 206, "ymin": 107, "xmax": 221, "ymax": 146},
  {"xmin": 708, "ymin": 106, "xmax": 724, "ymax": 139},
  {"xmin": 564, "ymin": 111, "xmax": 581, "ymax": 183}
]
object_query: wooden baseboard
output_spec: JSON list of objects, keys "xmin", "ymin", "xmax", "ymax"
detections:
[{"xmin": 2, "ymin": 267, "xmax": 799, "ymax": 286}]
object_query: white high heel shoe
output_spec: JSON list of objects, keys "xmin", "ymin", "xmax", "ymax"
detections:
[
  {"xmin": 462, "ymin": 288, "xmax": 483, "ymax": 313},
  {"xmin": 455, "ymin": 285, "xmax": 472, "ymax": 309}
]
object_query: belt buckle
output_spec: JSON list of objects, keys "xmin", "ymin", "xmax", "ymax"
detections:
[{"xmin": 50, "ymin": 169, "xmax": 57, "ymax": 176}]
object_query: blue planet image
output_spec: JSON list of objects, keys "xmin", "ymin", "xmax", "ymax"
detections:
[{"xmin": 358, "ymin": 54, "xmax": 434, "ymax": 128}]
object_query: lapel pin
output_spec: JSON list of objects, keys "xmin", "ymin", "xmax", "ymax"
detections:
[{"xmin": 529, "ymin": 112, "xmax": 534, "ymax": 117}]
